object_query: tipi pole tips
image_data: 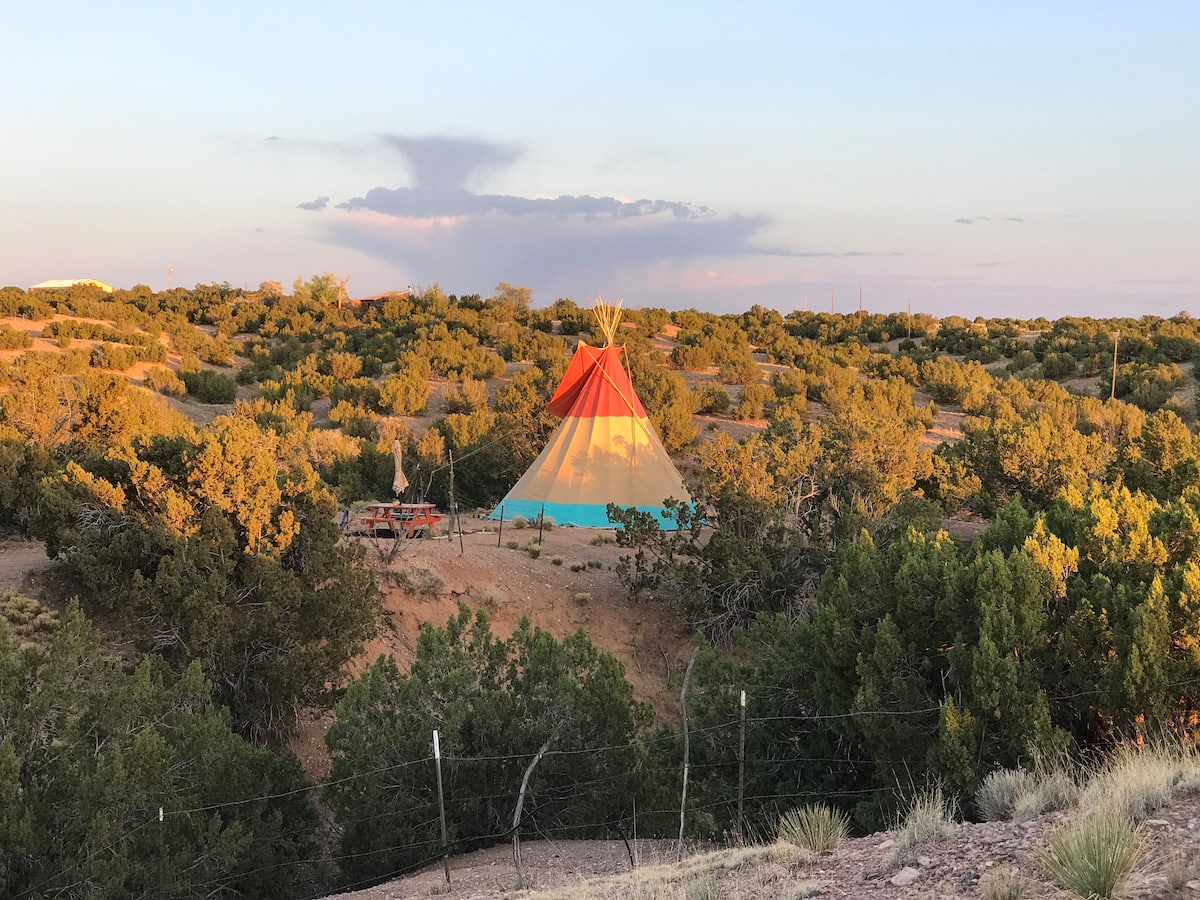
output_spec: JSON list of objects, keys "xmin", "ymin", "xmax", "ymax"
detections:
[{"xmin": 592, "ymin": 297, "xmax": 624, "ymax": 346}]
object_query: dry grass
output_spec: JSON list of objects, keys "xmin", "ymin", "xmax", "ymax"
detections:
[
  {"xmin": 977, "ymin": 761, "xmax": 1081, "ymax": 823},
  {"xmin": 979, "ymin": 866, "xmax": 1030, "ymax": 900},
  {"xmin": 1078, "ymin": 743, "xmax": 1198, "ymax": 821},
  {"xmin": 976, "ymin": 769, "xmax": 1037, "ymax": 822},
  {"xmin": 526, "ymin": 844, "xmax": 816, "ymax": 899},
  {"xmin": 889, "ymin": 785, "xmax": 955, "ymax": 866},
  {"xmin": 478, "ymin": 585, "xmax": 507, "ymax": 613},
  {"xmin": 394, "ymin": 566, "xmax": 445, "ymax": 596}
]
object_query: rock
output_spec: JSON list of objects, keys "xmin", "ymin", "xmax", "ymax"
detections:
[
  {"xmin": 876, "ymin": 839, "xmax": 896, "ymax": 850},
  {"xmin": 918, "ymin": 855, "xmax": 933, "ymax": 867},
  {"xmin": 1146, "ymin": 818, "xmax": 1172, "ymax": 828},
  {"xmin": 891, "ymin": 867, "xmax": 921, "ymax": 887},
  {"xmin": 1186, "ymin": 878, "xmax": 1200, "ymax": 892}
]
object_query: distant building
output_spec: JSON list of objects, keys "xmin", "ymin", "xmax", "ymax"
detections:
[
  {"xmin": 353, "ymin": 289, "xmax": 412, "ymax": 306},
  {"xmin": 30, "ymin": 278, "xmax": 114, "ymax": 293}
]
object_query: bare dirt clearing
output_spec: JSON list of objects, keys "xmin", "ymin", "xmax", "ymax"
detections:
[{"xmin": 0, "ymin": 535, "xmax": 56, "ymax": 592}]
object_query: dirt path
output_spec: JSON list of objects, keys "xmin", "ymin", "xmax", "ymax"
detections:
[{"xmin": 0, "ymin": 536, "xmax": 56, "ymax": 593}]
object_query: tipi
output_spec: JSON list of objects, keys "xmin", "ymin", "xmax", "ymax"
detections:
[{"xmin": 490, "ymin": 300, "xmax": 691, "ymax": 528}]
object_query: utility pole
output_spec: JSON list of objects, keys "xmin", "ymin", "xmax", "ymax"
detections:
[
  {"xmin": 1111, "ymin": 332, "xmax": 1120, "ymax": 400},
  {"xmin": 803, "ymin": 293, "xmax": 808, "ymax": 312},
  {"xmin": 830, "ymin": 289, "xmax": 835, "ymax": 315},
  {"xmin": 907, "ymin": 299, "xmax": 912, "ymax": 339},
  {"xmin": 858, "ymin": 285, "xmax": 862, "ymax": 312}
]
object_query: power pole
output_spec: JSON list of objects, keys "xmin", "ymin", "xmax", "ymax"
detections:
[
  {"xmin": 858, "ymin": 285, "xmax": 862, "ymax": 312},
  {"xmin": 803, "ymin": 293, "xmax": 808, "ymax": 312},
  {"xmin": 1111, "ymin": 332, "xmax": 1120, "ymax": 400},
  {"xmin": 830, "ymin": 289, "xmax": 835, "ymax": 315}
]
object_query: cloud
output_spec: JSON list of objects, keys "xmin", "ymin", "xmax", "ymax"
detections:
[
  {"xmin": 304, "ymin": 134, "xmax": 891, "ymax": 300},
  {"xmin": 337, "ymin": 187, "xmax": 708, "ymax": 220},
  {"xmin": 297, "ymin": 195, "xmax": 329, "ymax": 211},
  {"xmin": 380, "ymin": 135, "xmax": 522, "ymax": 190},
  {"xmin": 956, "ymin": 216, "xmax": 1023, "ymax": 225}
]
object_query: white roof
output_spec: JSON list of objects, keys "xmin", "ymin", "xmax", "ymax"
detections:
[{"xmin": 29, "ymin": 279, "xmax": 114, "ymax": 293}]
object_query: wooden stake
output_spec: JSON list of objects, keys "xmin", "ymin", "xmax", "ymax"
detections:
[
  {"xmin": 678, "ymin": 647, "xmax": 698, "ymax": 858},
  {"xmin": 737, "ymin": 689, "xmax": 747, "ymax": 844},
  {"xmin": 538, "ymin": 502, "xmax": 545, "ymax": 546},
  {"xmin": 497, "ymin": 505, "xmax": 504, "ymax": 548},
  {"xmin": 433, "ymin": 730, "xmax": 451, "ymax": 884}
]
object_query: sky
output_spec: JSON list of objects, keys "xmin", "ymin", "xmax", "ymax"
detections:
[{"xmin": 3, "ymin": 2, "xmax": 1198, "ymax": 319}]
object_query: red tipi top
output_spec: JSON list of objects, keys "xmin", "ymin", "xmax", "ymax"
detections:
[{"xmin": 547, "ymin": 343, "xmax": 647, "ymax": 419}]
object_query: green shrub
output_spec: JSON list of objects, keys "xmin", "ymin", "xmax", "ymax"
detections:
[
  {"xmin": 551, "ymin": 556, "xmax": 563, "ymax": 566},
  {"xmin": 1038, "ymin": 813, "xmax": 1143, "ymax": 900},
  {"xmin": 180, "ymin": 368, "xmax": 237, "ymax": 403},
  {"xmin": 777, "ymin": 803, "xmax": 849, "ymax": 851},
  {"xmin": 525, "ymin": 545, "xmax": 541, "ymax": 559}
]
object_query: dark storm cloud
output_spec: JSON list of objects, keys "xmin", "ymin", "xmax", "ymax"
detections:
[
  {"xmin": 337, "ymin": 186, "xmax": 708, "ymax": 220},
  {"xmin": 380, "ymin": 135, "xmax": 523, "ymax": 190},
  {"xmin": 297, "ymin": 195, "xmax": 329, "ymax": 211}
]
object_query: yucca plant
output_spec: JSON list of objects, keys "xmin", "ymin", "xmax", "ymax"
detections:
[
  {"xmin": 1038, "ymin": 813, "xmax": 1143, "ymax": 900},
  {"xmin": 777, "ymin": 803, "xmax": 850, "ymax": 851}
]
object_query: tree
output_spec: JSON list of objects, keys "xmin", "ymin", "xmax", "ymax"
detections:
[
  {"xmin": 325, "ymin": 606, "xmax": 650, "ymax": 884},
  {"xmin": 293, "ymin": 272, "xmax": 350, "ymax": 309},
  {"xmin": 0, "ymin": 605, "xmax": 318, "ymax": 898},
  {"xmin": 30, "ymin": 416, "xmax": 381, "ymax": 740}
]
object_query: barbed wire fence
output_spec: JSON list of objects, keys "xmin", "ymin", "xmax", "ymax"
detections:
[{"xmin": 23, "ymin": 673, "xmax": 1200, "ymax": 899}]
